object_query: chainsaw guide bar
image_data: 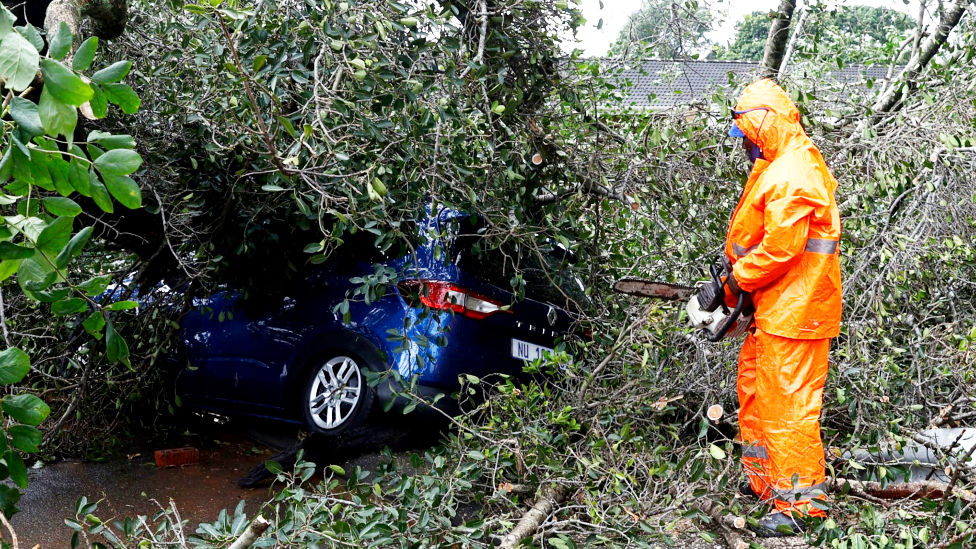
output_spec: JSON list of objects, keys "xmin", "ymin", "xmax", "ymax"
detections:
[{"xmin": 612, "ymin": 278, "xmax": 696, "ymax": 301}]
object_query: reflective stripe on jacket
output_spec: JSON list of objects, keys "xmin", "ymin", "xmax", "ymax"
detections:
[{"xmin": 725, "ymin": 80, "xmax": 842, "ymax": 340}]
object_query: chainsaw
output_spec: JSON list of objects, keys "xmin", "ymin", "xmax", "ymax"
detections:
[{"xmin": 613, "ymin": 259, "xmax": 753, "ymax": 342}]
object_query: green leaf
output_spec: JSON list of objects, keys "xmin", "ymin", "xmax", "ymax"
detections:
[
  {"xmin": 78, "ymin": 274, "xmax": 111, "ymax": 296},
  {"xmin": 40, "ymin": 59, "xmax": 93, "ymax": 106},
  {"xmin": 277, "ymin": 115, "xmax": 296, "ymax": 138},
  {"xmin": 38, "ymin": 86, "xmax": 78, "ymax": 139},
  {"xmin": 47, "ymin": 21, "xmax": 73, "ymax": 61},
  {"xmin": 67, "ymin": 152, "xmax": 90, "ymax": 197},
  {"xmin": 9, "ymin": 97, "xmax": 42, "ymax": 137},
  {"xmin": 9, "ymin": 425, "xmax": 41, "ymax": 453},
  {"xmin": 88, "ymin": 171, "xmax": 113, "ymax": 213},
  {"xmin": 101, "ymin": 174, "xmax": 141, "ymax": 209},
  {"xmin": 82, "ymin": 311, "xmax": 105, "ymax": 338},
  {"xmin": 87, "ymin": 131, "xmax": 134, "ymax": 150},
  {"xmin": 0, "ymin": 259, "xmax": 20, "ymax": 281},
  {"xmin": 91, "ymin": 60, "xmax": 130, "ymax": 84},
  {"xmin": 36, "ymin": 216, "xmax": 73, "ymax": 255},
  {"xmin": 327, "ymin": 464, "xmax": 346, "ymax": 475},
  {"xmin": 0, "ymin": 7, "xmax": 14, "ymax": 41},
  {"xmin": 105, "ymin": 301, "xmax": 138, "ymax": 311},
  {"xmin": 88, "ymin": 83, "xmax": 107, "ymax": 119},
  {"xmin": 0, "ymin": 485, "xmax": 21, "ymax": 519},
  {"xmin": 265, "ymin": 460, "xmax": 283, "ymax": 474},
  {"xmin": 16, "ymin": 257, "xmax": 55, "ymax": 295},
  {"xmin": 41, "ymin": 197, "xmax": 82, "ymax": 217},
  {"xmin": 55, "ymin": 226, "xmax": 92, "ymax": 269},
  {"xmin": 0, "ymin": 30, "xmax": 39, "ymax": 92},
  {"xmin": 3, "ymin": 394, "xmax": 50, "ymax": 426},
  {"xmin": 708, "ymin": 444, "xmax": 727, "ymax": 460},
  {"xmin": 0, "ymin": 242, "xmax": 34, "ymax": 260},
  {"xmin": 32, "ymin": 288, "xmax": 69, "ymax": 303},
  {"xmin": 72, "ymin": 37, "xmax": 97, "ymax": 71},
  {"xmin": 101, "ymin": 83, "xmax": 140, "ymax": 114},
  {"xmin": 4, "ymin": 450, "xmax": 26, "ymax": 489},
  {"xmin": 105, "ymin": 319, "xmax": 130, "ymax": 368},
  {"xmin": 93, "ymin": 149, "xmax": 142, "ymax": 176},
  {"xmin": 0, "ymin": 348, "xmax": 30, "ymax": 385},
  {"xmin": 52, "ymin": 297, "xmax": 86, "ymax": 316},
  {"xmin": 16, "ymin": 25, "xmax": 43, "ymax": 52}
]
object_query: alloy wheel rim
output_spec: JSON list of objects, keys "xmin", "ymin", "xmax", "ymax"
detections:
[{"xmin": 308, "ymin": 356, "xmax": 362, "ymax": 430}]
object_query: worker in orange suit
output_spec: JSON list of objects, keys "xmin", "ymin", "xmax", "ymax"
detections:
[{"xmin": 720, "ymin": 79, "xmax": 842, "ymax": 536}]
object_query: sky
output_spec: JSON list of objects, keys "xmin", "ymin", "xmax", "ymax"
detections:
[{"xmin": 566, "ymin": 0, "xmax": 925, "ymax": 56}]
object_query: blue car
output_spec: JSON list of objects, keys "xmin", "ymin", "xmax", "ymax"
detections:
[{"xmin": 172, "ymin": 208, "xmax": 587, "ymax": 435}]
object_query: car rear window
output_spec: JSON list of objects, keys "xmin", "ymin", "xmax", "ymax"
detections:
[{"xmin": 450, "ymin": 217, "xmax": 588, "ymax": 311}]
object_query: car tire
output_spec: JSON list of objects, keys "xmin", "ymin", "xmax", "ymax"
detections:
[{"xmin": 300, "ymin": 354, "xmax": 374, "ymax": 436}]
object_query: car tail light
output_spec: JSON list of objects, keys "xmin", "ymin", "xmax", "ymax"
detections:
[{"xmin": 397, "ymin": 280, "xmax": 511, "ymax": 320}]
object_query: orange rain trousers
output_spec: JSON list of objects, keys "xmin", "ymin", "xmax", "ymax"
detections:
[{"xmin": 738, "ymin": 329, "xmax": 829, "ymax": 517}]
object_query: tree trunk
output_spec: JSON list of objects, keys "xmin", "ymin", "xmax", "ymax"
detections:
[
  {"xmin": 42, "ymin": 0, "xmax": 128, "ymax": 41},
  {"xmin": 870, "ymin": 0, "xmax": 971, "ymax": 115},
  {"xmin": 760, "ymin": 0, "xmax": 797, "ymax": 80}
]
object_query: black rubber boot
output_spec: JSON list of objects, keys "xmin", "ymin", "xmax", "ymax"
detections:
[
  {"xmin": 750, "ymin": 511, "xmax": 807, "ymax": 537},
  {"xmin": 738, "ymin": 481, "xmax": 759, "ymax": 499}
]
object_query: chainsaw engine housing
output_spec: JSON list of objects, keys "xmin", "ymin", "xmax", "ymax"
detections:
[{"xmin": 686, "ymin": 293, "xmax": 753, "ymax": 340}]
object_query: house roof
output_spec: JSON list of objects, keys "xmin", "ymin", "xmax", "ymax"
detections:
[{"xmin": 608, "ymin": 59, "xmax": 893, "ymax": 109}]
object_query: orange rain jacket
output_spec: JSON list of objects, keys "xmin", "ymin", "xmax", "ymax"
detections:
[{"xmin": 725, "ymin": 80, "xmax": 842, "ymax": 340}]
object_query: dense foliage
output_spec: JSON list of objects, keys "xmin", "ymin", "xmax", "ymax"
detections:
[{"xmin": 0, "ymin": 1, "xmax": 144, "ymax": 513}]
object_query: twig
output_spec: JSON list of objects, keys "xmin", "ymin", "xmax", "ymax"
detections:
[
  {"xmin": 0, "ymin": 511, "xmax": 19, "ymax": 549},
  {"xmin": 0, "ymin": 286, "xmax": 10, "ymax": 347}
]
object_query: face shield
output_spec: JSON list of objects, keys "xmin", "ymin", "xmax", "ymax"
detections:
[{"xmin": 730, "ymin": 107, "xmax": 770, "ymax": 163}]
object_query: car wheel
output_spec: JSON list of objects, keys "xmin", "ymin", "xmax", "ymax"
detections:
[{"xmin": 301, "ymin": 354, "xmax": 374, "ymax": 435}]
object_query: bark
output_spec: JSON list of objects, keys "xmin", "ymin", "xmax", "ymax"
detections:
[
  {"xmin": 760, "ymin": 0, "xmax": 797, "ymax": 80},
  {"xmin": 777, "ymin": 8, "xmax": 808, "ymax": 78},
  {"xmin": 43, "ymin": 0, "xmax": 128, "ymax": 40},
  {"xmin": 227, "ymin": 516, "xmax": 271, "ymax": 549},
  {"xmin": 495, "ymin": 483, "xmax": 569, "ymax": 549},
  {"xmin": 695, "ymin": 499, "xmax": 749, "ymax": 549},
  {"xmin": 828, "ymin": 477, "xmax": 976, "ymax": 503},
  {"xmin": 871, "ymin": 0, "xmax": 971, "ymax": 115}
]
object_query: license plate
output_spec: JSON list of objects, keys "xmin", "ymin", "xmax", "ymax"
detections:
[{"xmin": 511, "ymin": 338, "xmax": 554, "ymax": 362}]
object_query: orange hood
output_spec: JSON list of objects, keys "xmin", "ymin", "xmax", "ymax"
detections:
[{"xmin": 734, "ymin": 79, "xmax": 806, "ymax": 162}]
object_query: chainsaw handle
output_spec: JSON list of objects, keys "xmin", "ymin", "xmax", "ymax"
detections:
[
  {"xmin": 706, "ymin": 291, "xmax": 746, "ymax": 342},
  {"xmin": 705, "ymin": 257, "xmax": 744, "ymax": 342}
]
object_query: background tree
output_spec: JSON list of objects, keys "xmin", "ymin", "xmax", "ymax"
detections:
[
  {"xmin": 612, "ymin": 0, "xmax": 716, "ymax": 59},
  {"xmin": 713, "ymin": 4, "xmax": 915, "ymax": 63}
]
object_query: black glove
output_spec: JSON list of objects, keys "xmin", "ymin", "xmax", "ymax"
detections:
[{"xmin": 697, "ymin": 279, "xmax": 724, "ymax": 312}]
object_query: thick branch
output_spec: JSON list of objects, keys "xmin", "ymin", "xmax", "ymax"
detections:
[
  {"xmin": 760, "ymin": 0, "xmax": 797, "ymax": 80},
  {"xmin": 777, "ymin": 8, "xmax": 807, "ymax": 78},
  {"xmin": 827, "ymin": 477, "xmax": 976, "ymax": 503},
  {"xmin": 871, "ymin": 0, "xmax": 971, "ymax": 115},
  {"xmin": 228, "ymin": 516, "xmax": 271, "ymax": 549},
  {"xmin": 695, "ymin": 499, "xmax": 749, "ymax": 549},
  {"xmin": 495, "ymin": 483, "xmax": 569, "ymax": 549}
]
